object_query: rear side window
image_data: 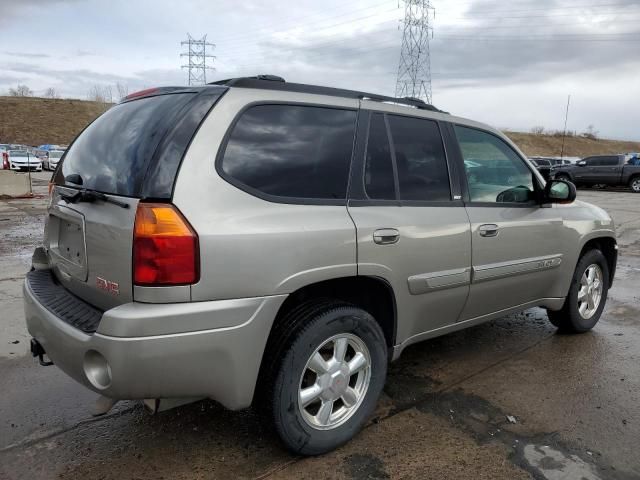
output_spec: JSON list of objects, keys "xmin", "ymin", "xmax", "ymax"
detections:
[
  {"xmin": 220, "ymin": 104, "xmax": 356, "ymax": 201},
  {"xmin": 57, "ymin": 93, "xmax": 198, "ymax": 197},
  {"xmin": 387, "ymin": 115, "xmax": 450, "ymax": 201},
  {"xmin": 601, "ymin": 156, "xmax": 619, "ymax": 166},
  {"xmin": 364, "ymin": 113, "xmax": 395, "ymax": 200}
]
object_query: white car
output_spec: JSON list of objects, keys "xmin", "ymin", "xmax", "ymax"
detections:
[
  {"xmin": 44, "ymin": 150, "xmax": 65, "ymax": 170},
  {"xmin": 8, "ymin": 150, "xmax": 42, "ymax": 172}
]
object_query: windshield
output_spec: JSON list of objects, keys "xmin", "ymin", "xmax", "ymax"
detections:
[
  {"xmin": 49, "ymin": 151, "xmax": 64, "ymax": 158},
  {"xmin": 56, "ymin": 93, "xmax": 197, "ymax": 197},
  {"xmin": 10, "ymin": 151, "xmax": 28, "ymax": 157}
]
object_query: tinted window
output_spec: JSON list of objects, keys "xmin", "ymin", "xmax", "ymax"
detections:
[
  {"xmin": 388, "ymin": 115, "xmax": 450, "ymax": 201},
  {"xmin": 455, "ymin": 126, "xmax": 535, "ymax": 204},
  {"xmin": 221, "ymin": 105, "xmax": 356, "ymax": 200},
  {"xmin": 584, "ymin": 157, "xmax": 599, "ymax": 166},
  {"xmin": 601, "ymin": 156, "xmax": 619, "ymax": 166},
  {"xmin": 58, "ymin": 93, "xmax": 197, "ymax": 196},
  {"xmin": 364, "ymin": 113, "xmax": 395, "ymax": 200}
]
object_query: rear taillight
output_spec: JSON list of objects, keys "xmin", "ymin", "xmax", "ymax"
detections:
[{"xmin": 133, "ymin": 203, "xmax": 199, "ymax": 286}]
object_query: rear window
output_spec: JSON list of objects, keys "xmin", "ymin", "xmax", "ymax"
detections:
[
  {"xmin": 219, "ymin": 104, "xmax": 357, "ymax": 201},
  {"xmin": 56, "ymin": 93, "xmax": 198, "ymax": 197}
]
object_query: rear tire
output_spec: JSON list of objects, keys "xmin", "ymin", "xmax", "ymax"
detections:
[
  {"xmin": 629, "ymin": 176, "xmax": 640, "ymax": 193},
  {"xmin": 547, "ymin": 249, "xmax": 609, "ymax": 333},
  {"xmin": 260, "ymin": 300, "xmax": 387, "ymax": 455}
]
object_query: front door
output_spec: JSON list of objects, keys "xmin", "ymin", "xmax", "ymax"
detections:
[
  {"xmin": 452, "ymin": 125, "xmax": 567, "ymax": 321},
  {"xmin": 348, "ymin": 108, "xmax": 471, "ymax": 345}
]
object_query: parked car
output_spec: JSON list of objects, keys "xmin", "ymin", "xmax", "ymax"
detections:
[
  {"xmin": 0, "ymin": 145, "xmax": 9, "ymax": 169},
  {"xmin": 24, "ymin": 76, "xmax": 617, "ymax": 455},
  {"xmin": 529, "ymin": 158, "xmax": 552, "ymax": 180},
  {"xmin": 8, "ymin": 150, "xmax": 42, "ymax": 171},
  {"xmin": 43, "ymin": 150, "xmax": 65, "ymax": 171},
  {"xmin": 551, "ymin": 154, "xmax": 640, "ymax": 192}
]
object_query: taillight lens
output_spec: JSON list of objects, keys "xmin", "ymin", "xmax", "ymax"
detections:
[{"xmin": 133, "ymin": 203, "xmax": 199, "ymax": 286}]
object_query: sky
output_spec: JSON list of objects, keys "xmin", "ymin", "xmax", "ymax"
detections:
[{"xmin": 1, "ymin": 0, "xmax": 639, "ymax": 140}]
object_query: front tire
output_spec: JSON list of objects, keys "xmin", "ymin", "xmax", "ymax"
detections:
[
  {"xmin": 555, "ymin": 173, "xmax": 571, "ymax": 183},
  {"xmin": 547, "ymin": 249, "xmax": 609, "ymax": 333},
  {"xmin": 261, "ymin": 301, "xmax": 387, "ymax": 455}
]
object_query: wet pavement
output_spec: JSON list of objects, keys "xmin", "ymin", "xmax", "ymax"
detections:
[{"xmin": 1, "ymin": 176, "xmax": 639, "ymax": 479}]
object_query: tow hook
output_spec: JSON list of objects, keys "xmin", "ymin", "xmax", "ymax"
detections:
[{"xmin": 30, "ymin": 338, "xmax": 53, "ymax": 366}]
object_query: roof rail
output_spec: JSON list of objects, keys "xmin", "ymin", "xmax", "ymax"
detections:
[
  {"xmin": 210, "ymin": 74, "xmax": 285, "ymax": 86},
  {"xmin": 208, "ymin": 75, "xmax": 444, "ymax": 113}
]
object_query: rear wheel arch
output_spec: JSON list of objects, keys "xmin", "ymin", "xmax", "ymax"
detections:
[
  {"xmin": 255, "ymin": 276, "xmax": 397, "ymax": 401},
  {"xmin": 267, "ymin": 276, "xmax": 397, "ymax": 350}
]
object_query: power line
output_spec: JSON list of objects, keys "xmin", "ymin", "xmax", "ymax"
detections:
[
  {"xmin": 180, "ymin": 34, "xmax": 215, "ymax": 85},
  {"xmin": 396, "ymin": 0, "xmax": 434, "ymax": 104}
]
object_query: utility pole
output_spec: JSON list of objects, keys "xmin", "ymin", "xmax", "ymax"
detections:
[
  {"xmin": 180, "ymin": 34, "xmax": 215, "ymax": 86},
  {"xmin": 395, "ymin": 0, "xmax": 434, "ymax": 104},
  {"xmin": 560, "ymin": 94, "xmax": 571, "ymax": 160}
]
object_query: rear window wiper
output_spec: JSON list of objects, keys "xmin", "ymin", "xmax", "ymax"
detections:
[{"xmin": 60, "ymin": 188, "xmax": 130, "ymax": 209}]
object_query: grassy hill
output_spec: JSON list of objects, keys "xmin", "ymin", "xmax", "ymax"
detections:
[
  {"xmin": 0, "ymin": 96, "xmax": 110, "ymax": 146},
  {"xmin": 1, "ymin": 95, "xmax": 639, "ymax": 157},
  {"xmin": 505, "ymin": 131, "xmax": 640, "ymax": 158}
]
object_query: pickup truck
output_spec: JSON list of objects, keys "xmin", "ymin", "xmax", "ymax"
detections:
[{"xmin": 551, "ymin": 154, "xmax": 640, "ymax": 193}]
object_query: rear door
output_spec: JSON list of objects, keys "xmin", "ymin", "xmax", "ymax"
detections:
[
  {"xmin": 575, "ymin": 157, "xmax": 600, "ymax": 184},
  {"xmin": 451, "ymin": 125, "xmax": 567, "ymax": 321},
  {"xmin": 47, "ymin": 88, "xmax": 225, "ymax": 309},
  {"xmin": 597, "ymin": 155, "xmax": 623, "ymax": 184},
  {"xmin": 348, "ymin": 107, "xmax": 471, "ymax": 345}
]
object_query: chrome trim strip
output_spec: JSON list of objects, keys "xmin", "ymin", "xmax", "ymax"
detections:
[
  {"xmin": 472, "ymin": 254, "xmax": 563, "ymax": 283},
  {"xmin": 407, "ymin": 267, "xmax": 471, "ymax": 295}
]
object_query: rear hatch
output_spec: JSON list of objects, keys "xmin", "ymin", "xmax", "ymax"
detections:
[{"xmin": 47, "ymin": 86, "xmax": 226, "ymax": 310}]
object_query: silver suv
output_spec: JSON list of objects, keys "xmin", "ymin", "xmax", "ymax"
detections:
[{"xmin": 24, "ymin": 76, "xmax": 617, "ymax": 455}]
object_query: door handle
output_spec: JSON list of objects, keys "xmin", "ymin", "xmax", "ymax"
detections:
[
  {"xmin": 478, "ymin": 224, "xmax": 499, "ymax": 237},
  {"xmin": 373, "ymin": 228, "xmax": 399, "ymax": 245}
]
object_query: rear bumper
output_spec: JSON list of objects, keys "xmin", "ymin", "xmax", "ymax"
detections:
[{"xmin": 24, "ymin": 272, "xmax": 286, "ymax": 410}]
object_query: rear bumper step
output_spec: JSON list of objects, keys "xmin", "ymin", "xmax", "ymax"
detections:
[{"xmin": 26, "ymin": 269, "xmax": 103, "ymax": 333}]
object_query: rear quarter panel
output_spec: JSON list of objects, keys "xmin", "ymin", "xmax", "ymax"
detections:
[{"xmin": 172, "ymin": 88, "xmax": 359, "ymax": 301}]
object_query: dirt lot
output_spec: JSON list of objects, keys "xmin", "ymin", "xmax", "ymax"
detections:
[{"xmin": 0, "ymin": 173, "xmax": 639, "ymax": 479}]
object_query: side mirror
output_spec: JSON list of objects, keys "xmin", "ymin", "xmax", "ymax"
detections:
[
  {"xmin": 577, "ymin": 160, "xmax": 587, "ymax": 166},
  {"xmin": 544, "ymin": 179, "xmax": 576, "ymax": 204}
]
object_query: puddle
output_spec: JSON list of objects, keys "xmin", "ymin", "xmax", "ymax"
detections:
[{"xmin": 523, "ymin": 444, "xmax": 600, "ymax": 480}]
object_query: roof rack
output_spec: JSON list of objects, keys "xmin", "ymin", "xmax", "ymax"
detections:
[{"xmin": 209, "ymin": 75, "xmax": 444, "ymax": 113}]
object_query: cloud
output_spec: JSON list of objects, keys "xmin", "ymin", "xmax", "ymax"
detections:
[
  {"xmin": 3, "ymin": 51, "xmax": 50, "ymax": 59},
  {"xmin": 0, "ymin": 0, "xmax": 638, "ymax": 139},
  {"xmin": 0, "ymin": 0, "xmax": 79, "ymax": 19}
]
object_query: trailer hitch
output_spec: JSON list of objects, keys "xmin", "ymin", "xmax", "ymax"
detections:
[{"xmin": 30, "ymin": 338, "xmax": 53, "ymax": 366}]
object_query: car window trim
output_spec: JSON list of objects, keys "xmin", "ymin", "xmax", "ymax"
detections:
[
  {"xmin": 351, "ymin": 109, "xmax": 458, "ymax": 207},
  {"xmin": 448, "ymin": 122, "xmax": 543, "ymax": 208},
  {"xmin": 215, "ymin": 100, "xmax": 359, "ymax": 206},
  {"xmin": 360, "ymin": 111, "xmax": 398, "ymax": 202}
]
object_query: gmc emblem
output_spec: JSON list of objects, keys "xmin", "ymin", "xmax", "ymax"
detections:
[{"xmin": 96, "ymin": 277, "xmax": 120, "ymax": 296}]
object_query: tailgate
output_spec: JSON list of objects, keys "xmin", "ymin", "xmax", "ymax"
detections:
[{"xmin": 45, "ymin": 189, "xmax": 138, "ymax": 310}]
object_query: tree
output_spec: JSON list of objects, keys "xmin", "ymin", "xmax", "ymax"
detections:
[
  {"xmin": 44, "ymin": 87, "xmax": 60, "ymax": 99},
  {"xmin": 583, "ymin": 125, "xmax": 599, "ymax": 140},
  {"xmin": 8, "ymin": 84, "xmax": 34, "ymax": 97},
  {"xmin": 115, "ymin": 82, "xmax": 129, "ymax": 101},
  {"xmin": 87, "ymin": 85, "xmax": 113, "ymax": 103}
]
